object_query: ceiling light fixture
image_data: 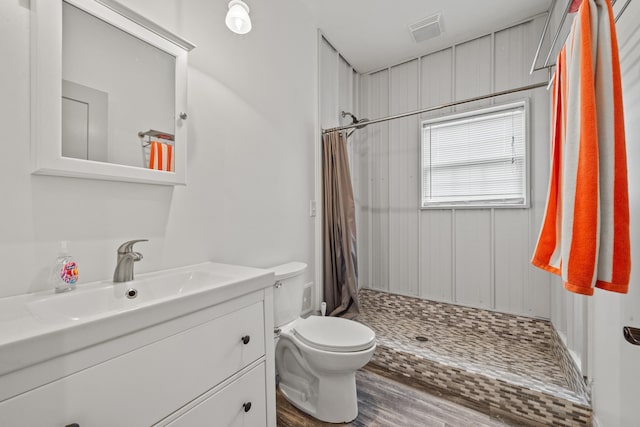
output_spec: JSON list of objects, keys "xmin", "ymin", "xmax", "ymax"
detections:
[{"xmin": 225, "ymin": 0, "xmax": 252, "ymax": 35}]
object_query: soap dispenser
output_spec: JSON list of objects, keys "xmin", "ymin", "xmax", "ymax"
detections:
[{"xmin": 50, "ymin": 241, "xmax": 78, "ymax": 293}]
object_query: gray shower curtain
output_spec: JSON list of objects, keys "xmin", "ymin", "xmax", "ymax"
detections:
[{"xmin": 322, "ymin": 131, "xmax": 359, "ymax": 319}]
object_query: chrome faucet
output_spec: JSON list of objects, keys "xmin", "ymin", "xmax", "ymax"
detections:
[{"xmin": 113, "ymin": 239, "xmax": 148, "ymax": 283}]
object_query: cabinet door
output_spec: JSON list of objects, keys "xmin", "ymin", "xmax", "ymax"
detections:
[
  {"xmin": 165, "ymin": 363, "xmax": 266, "ymax": 427},
  {"xmin": 0, "ymin": 301, "xmax": 265, "ymax": 427}
]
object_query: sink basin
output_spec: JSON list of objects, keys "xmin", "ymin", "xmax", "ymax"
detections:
[
  {"xmin": 0, "ymin": 262, "xmax": 274, "ymax": 384},
  {"xmin": 27, "ymin": 271, "xmax": 233, "ymax": 322}
]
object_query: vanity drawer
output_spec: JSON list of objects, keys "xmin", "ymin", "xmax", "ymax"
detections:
[
  {"xmin": 0, "ymin": 299, "xmax": 266, "ymax": 427},
  {"xmin": 163, "ymin": 362, "xmax": 266, "ymax": 427}
]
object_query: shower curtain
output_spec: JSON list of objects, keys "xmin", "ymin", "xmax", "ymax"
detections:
[{"xmin": 322, "ymin": 131, "xmax": 360, "ymax": 318}]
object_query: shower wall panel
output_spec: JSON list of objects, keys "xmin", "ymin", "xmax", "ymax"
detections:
[
  {"xmin": 494, "ymin": 209, "xmax": 531, "ymax": 315},
  {"xmin": 319, "ymin": 38, "xmax": 340, "ymax": 128},
  {"xmin": 419, "ymin": 49, "xmax": 454, "ymax": 302},
  {"xmin": 357, "ymin": 16, "xmax": 553, "ymax": 319},
  {"xmin": 389, "ymin": 60, "xmax": 420, "ymax": 296},
  {"xmin": 454, "ymin": 35, "xmax": 493, "ymax": 111},
  {"xmin": 420, "ymin": 48, "xmax": 453, "ymax": 119},
  {"xmin": 455, "ymin": 210, "xmax": 493, "ymax": 308},
  {"xmin": 451, "ymin": 36, "xmax": 494, "ymax": 309},
  {"xmin": 363, "ymin": 70, "xmax": 390, "ymax": 291},
  {"xmin": 493, "ymin": 21, "xmax": 553, "ymax": 318}
]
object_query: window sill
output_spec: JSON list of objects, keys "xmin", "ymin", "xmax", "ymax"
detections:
[{"xmin": 420, "ymin": 203, "xmax": 530, "ymax": 210}]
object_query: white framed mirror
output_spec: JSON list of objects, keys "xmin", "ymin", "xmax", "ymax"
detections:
[{"xmin": 31, "ymin": 0, "xmax": 195, "ymax": 185}]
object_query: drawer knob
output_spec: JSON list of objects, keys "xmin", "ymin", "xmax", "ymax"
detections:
[
  {"xmin": 241, "ymin": 335, "xmax": 250, "ymax": 345},
  {"xmin": 65, "ymin": 424, "xmax": 80, "ymax": 427},
  {"xmin": 243, "ymin": 402, "xmax": 252, "ymax": 412}
]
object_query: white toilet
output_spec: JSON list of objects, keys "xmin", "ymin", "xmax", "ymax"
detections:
[{"xmin": 271, "ymin": 262, "xmax": 376, "ymax": 423}]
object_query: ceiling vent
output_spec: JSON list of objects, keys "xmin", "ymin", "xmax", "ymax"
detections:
[{"xmin": 409, "ymin": 13, "xmax": 443, "ymax": 43}]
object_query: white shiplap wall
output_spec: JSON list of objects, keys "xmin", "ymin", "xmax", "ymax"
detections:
[
  {"xmin": 319, "ymin": 36, "xmax": 358, "ymax": 132},
  {"xmin": 356, "ymin": 16, "xmax": 554, "ymax": 319},
  {"xmin": 389, "ymin": 62, "xmax": 420, "ymax": 297},
  {"xmin": 318, "ymin": 35, "xmax": 361, "ymax": 306}
]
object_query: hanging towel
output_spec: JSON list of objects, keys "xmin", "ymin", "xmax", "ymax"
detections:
[
  {"xmin": 148, "ymin": 140, "xmax": 174, "ymax": 172},
  {"xmin": 532, "ymin": 0, "xmax": 630, "ymax": 296}
]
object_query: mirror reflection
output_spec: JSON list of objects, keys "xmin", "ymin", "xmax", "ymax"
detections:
[{"xmin": 62, "ymin": 2, "xmax": 176, "ymax": 172}]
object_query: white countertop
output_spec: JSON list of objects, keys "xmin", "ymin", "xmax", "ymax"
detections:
[{"xmin": 0, "ymin": 262, "xmax": 274, "ymax": 381}]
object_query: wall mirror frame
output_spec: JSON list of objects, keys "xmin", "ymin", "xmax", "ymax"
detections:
[{"xmin": 31, "ymin": 0, "xmax": 195, "ymax": 185}]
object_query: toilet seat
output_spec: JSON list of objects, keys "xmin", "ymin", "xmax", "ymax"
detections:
[{"xmin": 293, "ymin": 316, "xmax": 375, "ymax": 352}]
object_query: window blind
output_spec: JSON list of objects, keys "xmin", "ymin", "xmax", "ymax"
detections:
[{"xmin": 421, "ymin": 102, "xmax": 527, "ymax": 208}]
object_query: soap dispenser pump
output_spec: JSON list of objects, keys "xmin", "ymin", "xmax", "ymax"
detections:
[{"xmin": 50, "ymin": 241, "xmax": 78, "ymax": 293}]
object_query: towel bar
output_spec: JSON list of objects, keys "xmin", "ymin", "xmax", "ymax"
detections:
[{"xmin": 138, "ymin": 129, "xmax": 174, "ymax": 141}]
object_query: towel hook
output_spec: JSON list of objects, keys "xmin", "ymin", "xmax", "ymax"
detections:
[{"xmin": 623, "ymin": 326, "xmax": 640, "ymax": 345}]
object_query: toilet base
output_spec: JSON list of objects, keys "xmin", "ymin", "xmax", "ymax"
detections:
[
  {"xmin": 274, "ymin": 317, "xmax": 376, "ymax": 424},
  {"xmin": 279, "ymin": 372, "xmax": 358, "ymax": 423}
]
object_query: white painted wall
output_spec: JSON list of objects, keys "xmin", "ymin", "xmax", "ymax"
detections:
[
  {"xmin": 0, "ymin": 0, "xmax": 317, "ymax": 299},
  {"xmin": 550, "ymin": 274, "xmax": 589, "ymax": 374},
  {"xmin": 356, "ymin": 16, "xmax": 553, "ymax": 319},
  {"xmin": 589, "ymin": 2, "xmax": 640, "ymax": 425}
]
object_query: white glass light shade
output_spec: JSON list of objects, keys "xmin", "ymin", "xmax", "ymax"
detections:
[{"xmin": 225, "ymin": 0, "xmax": 252, "ymax": 35}]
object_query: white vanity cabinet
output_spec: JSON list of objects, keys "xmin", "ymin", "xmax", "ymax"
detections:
[
  {"xmin": 163, "ymin": 363, "xmax": 267, "ymax": 427},
  {"xmin": 0, "ymin": 284, "xmax": 276, "ymax": 427}
]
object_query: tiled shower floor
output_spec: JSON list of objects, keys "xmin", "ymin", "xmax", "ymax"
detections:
[{"xmin": 358, "ymin": 289, "xmax": 592, "ymax": 426}]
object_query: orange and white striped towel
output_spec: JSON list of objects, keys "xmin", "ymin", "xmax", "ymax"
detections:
[
  {"xmin": 148, "ymin": 140, "xmax": 174, "ymax": 172},
  {"xmin": 532, "ymin": 0, "xmax": 630, "ymax": 296}
]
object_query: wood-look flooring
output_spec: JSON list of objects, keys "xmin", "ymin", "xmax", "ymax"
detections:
[{"xmin": 276, "ymin": 367, "xmax": 517, "ymax": 427}]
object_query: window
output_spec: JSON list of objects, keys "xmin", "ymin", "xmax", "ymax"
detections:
[{"xmin": 421, "ymin": 101, "xmax": 528, "ymax": 208}]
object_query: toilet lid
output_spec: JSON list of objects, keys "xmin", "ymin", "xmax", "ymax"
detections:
[{"xmin": 293, "ymin": 316, "xmax": 376, "ymax": 352}]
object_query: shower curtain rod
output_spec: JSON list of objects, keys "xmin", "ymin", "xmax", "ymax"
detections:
[{"xmin": 322, "ymin": 81, "xmax": 548, "ymax": 135}]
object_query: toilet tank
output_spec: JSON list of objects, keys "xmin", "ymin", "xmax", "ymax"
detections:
[{"xmin": 271, "ymin": 262, "xmax": 307, "ymax": 328}]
